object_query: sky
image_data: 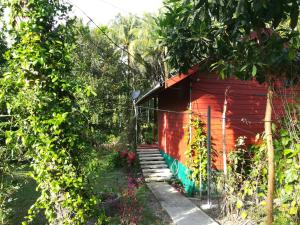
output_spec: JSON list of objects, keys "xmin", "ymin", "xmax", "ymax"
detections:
[{"xmin": 69, "ymin": 0, "xmax": 164, "ymax": 25}]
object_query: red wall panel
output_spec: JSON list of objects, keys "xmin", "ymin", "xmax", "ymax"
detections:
[
  {"xmin": 158, "ymin": 80, "xmax": 190, "ymax": 163},
  {"xmin": 192, "ymin": 73, "xmax": 298, "ymax": 169}
]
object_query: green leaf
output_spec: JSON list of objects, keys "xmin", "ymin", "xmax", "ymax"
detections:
[
  {"xmin": 284, "ymin": 184, "xmax": 293, "ymax": 195},
  {"xmin": 288, "ymin": 49, "xmax": 297, "ymax": 60},
  {"xmin": 241, "ymin": 211, "xmax": 248, "ymax": 219},
  {"xmin": 251, "ymin": 65, "xmax": 257, "ymax": 76},
  {"xmin": 285, "ymin": 168, "xmax": 298, "ymax": 183},
  {"xmin": 283, "ymin": 148, "xmax": 293, "ymax": 156},
  {"xmin": 240, "ymin": 65, "xmax": 247, "ymax": 72},
  {"xmin": 289, "ymin": 206, "xmax": 298, "ymax": 215},
  {"xmin": 236, "ymin": 200, "xmax": 243, "ymax": 209},
  {"xmin": 5, "ymin": 131, "xmax": 13, "ymax": 144},
  {"xmin": 281, "ymin": 137, "xmax": 290, "ymax": 147}
]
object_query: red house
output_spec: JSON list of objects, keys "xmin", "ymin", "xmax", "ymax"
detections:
[{"xmin": 137, "ymin": 65, "xmax": 299, "ymax": 193}]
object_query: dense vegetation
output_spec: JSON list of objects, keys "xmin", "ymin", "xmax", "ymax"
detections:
[
  {"xmin": 0, "ymin": 0, "xmax": 299, "ymax": 225},
  {"xmin": 1, "ymin": 0, "xmax": 97, "ymax": 223},
  {"xmin": 222, "ymin": 117, "xmax": 300, "ymax": 224},
  {"xmin": 0, "ymin": 0, "xmax": 162, "ymax": 224}
]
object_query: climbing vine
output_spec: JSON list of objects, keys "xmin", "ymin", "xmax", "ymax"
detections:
[
  {"xmin": 185, "ymin": 118, "xmax": 208, "ymax": 187},
  {"xmin": 0, "ymin": 0, "xmax": 96, "ymax": 224}
]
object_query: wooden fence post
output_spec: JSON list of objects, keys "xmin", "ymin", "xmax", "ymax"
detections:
[{"xmin": 207, "ymin": 106, "xmax": 211, "ymax": 206}]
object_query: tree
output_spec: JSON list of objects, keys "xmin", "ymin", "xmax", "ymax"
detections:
[
  {"xmin": 133, "ymin": 13, "xmax": 166, "ymax": 83},
  {"xmin": 110, "ymin": 14, "xmax": 140, "ymax": 87},
  {"xmin": 72, "ymin": 14, "xmax": 165, "ymax": 146},
  {"xmin": 73, "ymin": 22, "xmax": 132, "ymax": 143},
  {"xmin": 109, "ymin": 14, "xmax": 165, "ymax": 144},
  {"xmin": 159, "ymin": 1, "xmax": 300, "ymax": 224},
  {"xmin": 0, "ymin": 5, "xmax": 6, "ymax": 65},
  {"xmin": 110, "ymin": 13, "xmax": 165, "ymax": 88},
  {"xmin": 0, "ymin": 3, "xmax": 14, "ymax": 224},
  {"xmin": 1, "ymin": 1, "xmax": 95, "ymax": 224}
]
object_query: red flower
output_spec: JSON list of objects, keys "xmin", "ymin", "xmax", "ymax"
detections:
[
  {"xmin": 127, "ymin": 152, "xmax": 136, "ymax": 162},
  {"xmin": 120, "ymin": 150, "xmax": 128, "ymax": 158}
]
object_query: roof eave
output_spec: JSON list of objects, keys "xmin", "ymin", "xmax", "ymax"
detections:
[{"xmin": 136, "ymin": 83, "xmax": 164, "ymax": 105}]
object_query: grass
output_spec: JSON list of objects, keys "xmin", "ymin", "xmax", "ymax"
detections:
[
  {"xmin": 4, "ymin": 147, "xmax": 168, "ymax": 225},
  {"xmin": 136, "ymin": 185, "xmax": 167, "ymax": 225},
  {"xmin": 6, "ymin": 167, "xmax": 46, "ymax": 225}
]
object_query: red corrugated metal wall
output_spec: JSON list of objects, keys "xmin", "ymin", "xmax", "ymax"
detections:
[{"xmin": 158, "ymin": 73, "xmax": 299, "ymax": 170}]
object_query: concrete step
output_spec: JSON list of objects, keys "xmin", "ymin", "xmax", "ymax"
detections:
[
  {"xmin": 137, "ymin": 148, "xmax": 159, "ymax": 151},
  {"xmin": 141, "ymin": 164, "xmax": 168, "ymax": 169},
  {"xmin": 139, "ymin": 156, "xmax": 164, "ymax": 161},
  {"xmin": 145, "ymin": 176, "xmax": 171, "ymax": 182},
  {"xmin": 142, "ymin": 168, "xmax": 171, "ymax": 173},
  {"xmin": 137, "ymin": 150, "xmax": 160, "ymax": 154},
  {"xmin": 138, "ymin": 148, "xmax": 171, "ymax": 182},
  {"xmin": 143, "ymin": 171, "xmax": 172, "ymax": 178},
  {"xmin": 138, "ymin": 152, "xmax": 160, "ymax": 155},
  {"xmin": 138, "ymin": 152, "xmax": 162, "ymax": 157},
  {"xmin": 138, "ymin": 153, "xmax": 162, "ymax": 157},
  {"xmin": 140, "ymin": 160, "xmax": 165, "ymax": 165}
]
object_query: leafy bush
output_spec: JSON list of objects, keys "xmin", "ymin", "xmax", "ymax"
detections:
[
  {"xmin": 218, "ymin": 124, "xmax": 300, "ymax": 224},
  {"xmin": 218, "ymin": 136, "xmax": 268, "ymax": 222},
  {"xmin": 273, "ymin": 126, "xmax": 300, "ymax": 224},
  {"xmin": 0, "ymin": 1, "xmax": 97, "ymax": 224}
]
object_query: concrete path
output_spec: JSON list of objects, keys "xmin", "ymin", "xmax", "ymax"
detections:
[{"xmin": 147, "ymin": 182, "xmax": 219, "ymax": 225}]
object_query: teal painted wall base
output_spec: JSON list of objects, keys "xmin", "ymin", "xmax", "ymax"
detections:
[{"xmin": 160, "ymin": 150, "xmax": 197, "ymax": 196}]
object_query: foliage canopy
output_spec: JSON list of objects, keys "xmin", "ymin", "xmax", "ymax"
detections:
[{"xmin": 159, "ymin": 0, "xmax": 300, "ymax": 83}]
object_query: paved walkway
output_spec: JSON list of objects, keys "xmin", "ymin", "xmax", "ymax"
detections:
[{"xmin": 147, "ymin": 182, "xmax": 219, "ymax": 225}]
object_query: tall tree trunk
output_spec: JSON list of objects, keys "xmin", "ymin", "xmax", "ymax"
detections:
[
  {"xmin": 125, "ymin": 44, "xmax": 134, "ymax": 144},
  {"xmin": 265, "ymin": 84, "xmax": 275, "ymax": 225},
  {"xmin": 126, "ymin": 44, "xmax": 131, "ymax": 87},
  {"xmin": 163, "ymin": 47, "xmax": 169, "ymax": 81},
  {"xmin": 222, "ymin": 87, "xmax": 229, "ymax": 176}
]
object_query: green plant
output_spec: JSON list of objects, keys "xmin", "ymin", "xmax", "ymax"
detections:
[
  {"xmin": 218, "ymin": 136, "xmax": 267, "ymax": 222},
  {"xmin": 272, "ymin": 121, "xmax": 300, "ymax": 224},
  {"xmin": 0, "ymin": 4, "xmax": 15, "ymax": 224},
  {"xmin": 218, "ymin": 116, "xmax": 300, "ymax": 224},
  {"xmin": 108, "ymin": 150, "xmax": 123, "ymax": 169},
  {"xmin": 0, "ymin": 0, "xmax": 97, "ymax": 224},
  {"xmin": 185, "ymin": 118, "xmax": 208, "ymax": 187},
  {"xmin": 95, "ymin": 214, "xmax": 110, "ymax": 225}
]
